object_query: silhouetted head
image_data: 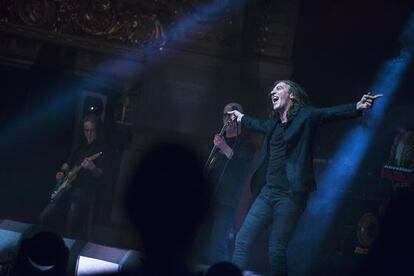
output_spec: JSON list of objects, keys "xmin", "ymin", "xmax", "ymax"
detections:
[
  {"xmin": 205, "ymin": 262, "xmax": 243, "ymax": 276},
  {"xmin": 125, "ymin": 141, "xmax": 211, "ymax": 259},
  {"xmin": 13, "ymin": 231, "xmax": 69, "ymax": 276}
]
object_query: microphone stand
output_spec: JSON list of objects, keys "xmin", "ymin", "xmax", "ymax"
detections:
[{"xmin": 204, "ymin": 120, "xmax": 232, "ymax": 172}]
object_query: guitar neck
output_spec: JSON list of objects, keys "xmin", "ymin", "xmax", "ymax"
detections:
[
  {"xmin": 70, "ymin": 152, "xmax": 102, "ymax": 174},
  {"xmin": 69, "ymin": 165, "xmax": 82, "ymax": 175},
  {"xmin": 51, "ymin": 152, "xmax": 102, "ymax": 202}
]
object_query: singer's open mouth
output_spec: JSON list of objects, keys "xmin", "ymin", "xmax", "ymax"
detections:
[{"xmin": 272, "ymin": 96, "xmax": 279, "ymax": 104}]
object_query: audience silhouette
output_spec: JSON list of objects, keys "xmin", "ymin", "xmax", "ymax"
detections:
[
  {"xmin": 11, "ymin": 231, "xmax": 69, "ymax": 276},
  {"xmin": 104, "ymin": 140, "xmax": 212, "ymax": 275},
  {"xmin": 204, "ymin": 261, "xmax": 243, "ymax": 276}
]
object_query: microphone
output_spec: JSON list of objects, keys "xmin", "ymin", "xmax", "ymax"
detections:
[
  {"xmin": 231, "ymin": 106, "xmax": 239, "ymax": 131},
  {"xmin": 226, "ymin": 106, "xmax": 239, "ymax": 122}
]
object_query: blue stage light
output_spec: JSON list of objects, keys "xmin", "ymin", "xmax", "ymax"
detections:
[
  {"xmin": 290, "ymin": 11, "xmax": 414, "ymax": 274},
  {"xmin": 1, "ymin": 0, "xmax": 248, "ymax": 151}
]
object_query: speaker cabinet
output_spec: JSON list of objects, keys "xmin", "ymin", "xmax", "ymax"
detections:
[{"xmin": 339, "ymin": 196, "xmax": 387, "ymax": 255}]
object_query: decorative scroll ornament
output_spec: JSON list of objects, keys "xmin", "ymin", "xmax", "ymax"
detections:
[
  {"xmin": 53, "ymin": 0, "xmax": 168, "ymax": 47},
  {"xmin": 1, "ymin": 0, "xmax": 236, "ymax": 49},
  {"xmin": 17, "ymin": 0, "xmax": 54, "ymax": 26}
]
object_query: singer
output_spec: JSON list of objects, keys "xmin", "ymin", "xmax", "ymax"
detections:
[
  {"xmin": 202, "ymin": 102, "xmax": 255, "ymax": 264},
  {"xmin": 228, "ymin": 80, "xmax": 382, "ymax": 275}
]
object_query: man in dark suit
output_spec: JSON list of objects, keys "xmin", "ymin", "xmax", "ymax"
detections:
[
  {"xmin": 204, "ymin": 103, "xmax": 255, "ymax": 264},
  {"xmin": 228, "ymin": 80, "xmax": 382, "ymax": 275}
]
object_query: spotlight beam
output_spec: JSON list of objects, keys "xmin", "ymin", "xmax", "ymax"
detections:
[
  {"xmin": 291, "ymin": 10, "xmax": 414, "ymax": 274},
  {"xmin": 1, "ymin": 0, "xmax": 248, "ymax": 151}
]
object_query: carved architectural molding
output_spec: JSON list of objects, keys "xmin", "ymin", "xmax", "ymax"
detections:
[
  {"xmin": 0, "ymin": 0, "xmax": 240, "ymax": 54},
  {"xmin": 0, "ymin": 0, "xmax": 300, "ymax": 80}
]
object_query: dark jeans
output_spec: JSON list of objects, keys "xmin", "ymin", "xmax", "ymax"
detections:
[
  {"xmin": 207, "ymin": 203, "xmax": 235, "ymax": 264},
  {"xmin": 232, "ymin": 186, "xmax": 308, "ymax": 275},
  {"xmin": 38, "ymin": 196, "xmax": 93, "ymax": 239}
]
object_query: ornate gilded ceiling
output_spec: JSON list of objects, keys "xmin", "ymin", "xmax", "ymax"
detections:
[
  {"xmin": 0, "ymin": 0, "xmax": 300, "ymax": 64},
  {"xmin": 0, "ymin": 0, "xmax": 236, "ymax": 52}
]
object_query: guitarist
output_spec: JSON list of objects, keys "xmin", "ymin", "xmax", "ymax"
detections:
[{"xmin": 39, "ymin": 114, "xmax": 105, "ymax": 239}]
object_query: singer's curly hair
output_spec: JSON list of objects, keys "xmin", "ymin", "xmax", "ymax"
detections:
[{"xmin": 268, "ymin": 80, "xmax": 310, "ymax": 121}]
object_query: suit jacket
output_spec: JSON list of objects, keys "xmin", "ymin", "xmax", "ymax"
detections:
[
  {"xmin": 208, "ymin": 135, "xmax": 255, "ymax": 208},
  {"xmin": 242, "ymin": 103, "xmax": 362, "ymax": 196}
]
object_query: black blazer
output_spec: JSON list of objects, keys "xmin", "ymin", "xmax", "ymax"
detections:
[{"xmin": 242, "ymin": 103, "xmax": 362, "ymax": 196}]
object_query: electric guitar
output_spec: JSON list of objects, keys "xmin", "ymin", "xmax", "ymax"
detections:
[{"xmin": 50, "ymin": 151, "xmax": 102, "ymax": 202}]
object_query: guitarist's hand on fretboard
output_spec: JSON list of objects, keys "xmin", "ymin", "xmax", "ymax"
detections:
[
  {"xmin": 81, "ymin": 156, "xmax": 103, "ymax": 177},
  {"xmin": 81, "ymin": 158, "xmax": 96, "ymax": 171},
  {"xmin": 50, "ymin": 152, "xmax": 102, "ymax": 202}
]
